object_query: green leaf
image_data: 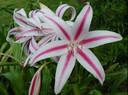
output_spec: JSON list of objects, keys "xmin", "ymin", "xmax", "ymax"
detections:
[
  {"xmin": 11, "ymin": 43, "xmax": 21, "ymax": 60},
  {"xmin": 0, "ymin": 82, "xmax": 9, "ymax": 95},
  {"xmin": 115, "ymin": 92, "xmax": 127, "ymax": 95},
  {"xmin": 105, "ymin": 63, "xmax": 119, "ymax": 73},
  {"xmin": 0, "ymin": 42, "xmax": 8, "ymax": 53},
  {"xmin": 89, "ymin": 89, "xmax": 102, "ymax": 95},
  {"xmin": 111, "ymin": 69, "xmax": 127, "ymax": 93},
  {"xmin": 40, "ymin": 66, "xmax": 52, "ymax": 94},
  {"xmin": 1, "ymin": 47, "xmax": 12, "ymax": 63}
]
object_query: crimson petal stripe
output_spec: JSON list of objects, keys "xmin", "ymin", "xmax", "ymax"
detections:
[
  {"xmin": 31, "ymin": 40, "xmax": 37, "ymax": 51},
  {"xmin": 44, "ymin": 15, "xmax": 71, "ymax": 41},
  {"xmin": 74, "ymin": 6, "xmax": 90, "ymax": 41},
  {"xmin": 30, "ymin": 73, "xmax": 38, "ymax": 95},
  {"xmin": 79, "ymin": 35, "xmax": 121, "ymax": 45},
  {"xmin": 14, "ymin": 16, "xmax": 28, "ymax": 25},
  {"xmin": 57, "ymin": 5, "xmax": 68, "ymax": 17},
  {"xmin": 77, "ymin": 48, "xmax": 103, "ymax": 81},
  {"xmin": 24, "ymin": 29, "xmax": 38, "ymax": 33},
  {"xmin": 57, "ymin": 50, "xmax": 72, "ymax": 88},
  {"xmin": 39, "ymin": 34, "xmax": 54, "ymax": 46},
  {"xmin": 32, "ymin": 44, "xmax": 68, "ymax": 64}
]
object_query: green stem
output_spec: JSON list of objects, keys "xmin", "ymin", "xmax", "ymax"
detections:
[
  {"xmin": 72, "ymin": 83, "xmax": 81, "ymax": 95},
  {"xmin": 0, "ymin": 53, "xmax": 20, "ymax": 63},
  {"xmin": 70, "ymin": 63, "xmax": 81, "ymax": 95},
  {"xmin": 0, "ymin": 62, "xmax": 19, "ymax": 67}
]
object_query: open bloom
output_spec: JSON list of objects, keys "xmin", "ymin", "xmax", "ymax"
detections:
[{"xmin": 29, "ymin": 3, "xmax": 122, "ymax": 94}]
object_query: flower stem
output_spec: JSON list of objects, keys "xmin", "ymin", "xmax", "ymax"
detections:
[
  {"xmin": 70, "ymin": 63, "xmax": 81, "ymax": 95},
  {"xmin": 0, "ymin": 53, "xmax": 20, "ymax": 63},
  {"xmin": 72, "ymin": 83, "xmax": 81, "ymax": 95}
]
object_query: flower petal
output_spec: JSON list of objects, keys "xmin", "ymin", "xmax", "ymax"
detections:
[
  {"xmin": 23, "ymin": 26, "xmax": 42, "ymax": 36},
  {"xmin": 6, "ymin": 27, "xmax": 19, "ymax": 43},
  {"xmin": 27, "ymin": 15, "xmax": 42, "ymax": 29},
  {"xmin": 56, "ymin": 4, "xmax": 76, "ymax": 21},
  {"xmin": 79, "ymin": 30, "xmax": 122, "ymax": 48},
  {"xmin": 72, "ymin": 3, "xmax": 93, "ymax": 41},
  {"xmin": 37, "ymin": 8, "xmax": 55, "ymax": 17},
  {"xmin": 29, "ymin": 41, "xmax": 68, "ymax": 66},
  {"xmin": 13, "ymin": 9, "xmax": 28, "ymax": 27},
  {"xmin": 37, "ymin": 13, "xmax": 72, "ymax": 41},
  {"xmin": 54, "ymin": 50, "xmax": 76, "ymax": 94},
  {"xmin": 38, "ymin": 33, "xmax": 55, "ymax": 47},
  {"xmin": 76, "ymin": 47, "xmax": 105, "ymax": 84},
  {"xmin": 29, "ymin": 37, "xmax": 39, "ymax": 53},
  {"xmin": 29, "ymin": 70, "xmax": 41, "ymax": 95},
  {"xmin": 21, "ymin": 39, "xmax": 31, "ymax": 61},
  {"xmin": 29, "ymin": 10, "xmax": 36, "ymax": 18},
  {"xmin": 65, "ymin": 21, "xmax": 74, "ymax": 28}
]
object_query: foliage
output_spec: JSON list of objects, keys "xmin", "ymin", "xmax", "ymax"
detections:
[{"xmin": 0, "ymin": 0, "xmax": 127, "ymax": 95}]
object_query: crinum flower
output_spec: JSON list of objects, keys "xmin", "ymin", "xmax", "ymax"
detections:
[{"xmin": 28, "ymin": 3, "xmax": 122, "ymax": 94}]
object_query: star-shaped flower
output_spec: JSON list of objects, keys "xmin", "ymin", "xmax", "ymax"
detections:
[{"xmin": 27, "ymin": 3, "xmax": 122, "ymax": 94}]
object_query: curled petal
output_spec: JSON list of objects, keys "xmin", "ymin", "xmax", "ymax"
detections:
[
  {"xmin": 76, "ymin": 48, "xmax": 105, "ymax": 84},
  {"xmin": 37, "ymin": 8, "xmax": 55, "ymax": 17},
  {"xmin": 15, "ymin": 33, "xmax": 31, "ymax": 43},
  {"xmin": 29, "ymin": 41, "xmax": 68, "ymax": 66},
  {"xmin": 29, "ymin": 10, "xmax": 36, "ymax": 18},
  {"xmin": 72, "ymin": 3, "xmax": 93, "ymax": 41},
  {"xmin": 13, "ymin": 9, "xmax": 28, "ymax": 27},
  {"xmin": 16, "ymin": 8, "xmax": 27, "ymax": 17},
  {"xmin": 6, "ymin": 27, "xmax": 19, "ymax": 43},
  {"xmin": 56, "ymin": 4, "xmax": 76, "ymax": 21},
  {"xmin": 55, "ymin": 50, "xmax": 75, "ymax": 94},
  {"xmin": 79, "ymin": 30, "xmax": 122, "ymax": 48}
]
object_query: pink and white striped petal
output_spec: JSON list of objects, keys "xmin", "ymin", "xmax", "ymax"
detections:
[
  {"xmin": 16, "ymin": 8, "xmax": 27, "ymax": 17},
  {"xmin": 29, "ymin": 37, "xmax": 39, "ymax": 54},
  {"xmin": 65, "ymin": 21, "xmax": 74, "ymax": 28},
  {"xmin": 29, "ymin": 41, "xmax": 68, "ymax": 66},
  {"xmin": 76, "ymin": 48, "xmax": 105, "ymax": 84},
  {"xmin": 51, "ymin": 34, "xmax": 59, "ymax": 42},
  {"xmin": 23, "ymin": 26, "xmax": 42, "ymax": 36},
  {"xmin": 29, "ymin": 69, "xmax": 41, "ymax": 95},
  {"xmin": 72, "ymin": 3, "xmax": 93, "ymax": 41},
  {"xmin": 37, "ymin": 8, "xmax": 55, "ymax": 19},
  {"xmin": 54, "ymin": 50, "xmax": 76, "ymax": 94},
  {"xmin": 27, "ymin": 15, "xmax": 42, "ymax": 29},
  {"xmin": 38, "ymin": 33, "xmax": 55, "ymax": 47},
  {"xmin": 29, "ymin": 10, "xmax": 36, "ymax": 18},
  {"xmin": 6, "ymin": 27, "xmax": 19, "ymax": 43},
  {"xmin": 79, "ymin": 30, "xmax": 122, "ymax": 48},
  {"xmin": 21, "ymin": 39, "xmax": 31, "ymax": 61},
  {"xmin": 56, "ymin": 4, "xmax": 76, "ymax": 21},
  {"xmin": 38, "ymin": 14, "xmax": 72, "ymax": 41},
  {"xmin": 13, "ymin": 9, "xmax": 28, "ymax": 27}
]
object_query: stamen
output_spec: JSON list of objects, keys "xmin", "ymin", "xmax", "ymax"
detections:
[
  {"xmin": 17, "ymin": 28, "xmax": 21, "ymax": 33},
  {"xmin": 67, "ymin": 41, "xmax": 78, "ymax": 56}
]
